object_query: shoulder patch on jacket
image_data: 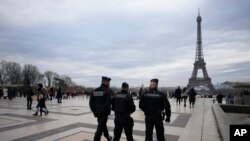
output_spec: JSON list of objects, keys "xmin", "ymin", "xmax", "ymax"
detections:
[
  {"xmin": 115, "ymin": 94, "xmax": 127, "ymax": 99},
  {"xmin": 93, "ymin": 91, "xmax": 104, "ymax": 96},
  {"xmin": 145, "ymin": 93, "xmax": 161, "ymax": 98}
]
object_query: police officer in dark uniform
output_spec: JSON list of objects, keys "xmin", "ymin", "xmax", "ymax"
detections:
[
  {"xmin": 139, "ymin": 79, "xmax": 171, "ymax": 141},
  {"xmin": 89, "ymin": 76, "xmax": 113, "ymax": 141},
  {"xmin": 112, "ymin": 82, "xmax": 135, "ymax": 141}
]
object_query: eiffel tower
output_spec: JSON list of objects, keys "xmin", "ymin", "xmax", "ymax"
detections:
[{"xmin": 186, "ymin": 11, "xmax": 215, "ymax": 94}]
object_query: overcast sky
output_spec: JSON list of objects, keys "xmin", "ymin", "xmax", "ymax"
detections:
[{"xmin": 0, "ymin": 0, "xmax": 250, "ymax": 87}]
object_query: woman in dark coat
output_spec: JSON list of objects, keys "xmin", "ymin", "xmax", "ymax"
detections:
[
  {"xmin": 33, "ymin": 84, "xmax": 49, "ymax": 116},
  {"xmin": 188, "ymin": 88, "xmax": 197, "ymax": 108}
]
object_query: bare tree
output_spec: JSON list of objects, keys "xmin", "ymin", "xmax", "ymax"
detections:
[
  {"xmin": 61, "ymin": 75, "xmax": 75, "ymax": 87},
  {"xmin": 44, "ymin": 71, "xmax": 54, "ymax": 87},
  {"xmin": 53, "ymin": 75, "xmax": 75, "ymax": 90},
  {"xmin": 37, "ymin": 74, "xmax": 46, "ymax": 86},
  {"xmin": 6, "ymin": 61, "xmax": 22, "ymax": 84},
  {"xmin": 53, "ymin": 72, "xmax": 60, "ymax": 87},
  {"xmin": 0, "ymin": 60, "xmax": 8, "ymax": 84},
  {"xmin": 22, "ymin": 64, "xmax": 40, "ymax": 86}
]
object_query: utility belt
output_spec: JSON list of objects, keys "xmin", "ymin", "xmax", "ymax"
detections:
[
  {"xmin": 115, "ymin": 112, "xmax": 130, "ymax": 117},
  {"xmin": 145, "ymin": 111, "xmax": 162, "ymax": 117},
  {"xmin": 115, "ymin": 113, "xmax": 133, "ymax": 124}
]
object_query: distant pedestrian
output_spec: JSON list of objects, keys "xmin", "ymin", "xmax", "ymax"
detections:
[
  {"xmin": 57, "ymin": 87, "xmax": 62, "ymax": 103},
  {"xmin": 230, "ymin": 93, "xmax": 234, "ymax": 104},
  {"xmin": 217, "ymin": 92, "xmax": 224, "ymax": 104},
  {"xmin": 26, "ymin": 85, "xmax": 34, "ymax": 110},
  {"xmin": 226, "ymin": 93, "xmax": 233, "ymax": 104},
  {"xmin": 175, "ymin": 86, "xmax": 182, "ymax": 105},
  {"xmin": 112, "ymin": 82, "xmax": 135, "ymax": 141},
  {"xmin": 33, "ymin": 83, "xmax": 49, "ymax": 116},
  {"xmin": 89, "ymin": 76, "xmax": 113, "ymax": 141},
  {"xmin": 181, "ymin": 87, "xmax": 188, "ymax": 107},
  {"xmin": 8, "ymin": 87, "xmax": 13, "ymax": 100},
  {"xmin": 213, "ymin": 94, "xmax": 216, "ymax": 104},
  {"xmin": 138, "ymin": 87, "xmax": 144, "ymax": 100},
  {"xmin": 49, "ymin": 87, "xmax": 54, "ymax": 100},
  {"xmin": 188, "ymin": 88, "xmax": 197, "ymax": 108},
  {"xmin": 0, "ymin": 87, "xmax": 3, "ymax": 99},
  {"xmin": 3, "ymin": 86, "xmax": 8, "ymax": 99}
]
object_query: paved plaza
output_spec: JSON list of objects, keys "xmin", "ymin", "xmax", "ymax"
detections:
[{"xmin": 0, "ymin": 97, "xmax": 221, "ymax": 141}]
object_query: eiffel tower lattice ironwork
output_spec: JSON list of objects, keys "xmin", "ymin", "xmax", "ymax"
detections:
[{"xmin": 186, "ymin": 11, "xmax": 215, "ymax": 94}]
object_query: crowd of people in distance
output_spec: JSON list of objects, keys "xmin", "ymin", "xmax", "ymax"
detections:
[
  {"xmin": 173, "ymin": 86, "xmax": 197, "ymax": 108},
  {"xmin": 0, "ymin": 83, "xmax": 85, "ymax": 116},
  {"xmin": 212, "ymin": 92, "xmax": 234, "ymax": 104}
]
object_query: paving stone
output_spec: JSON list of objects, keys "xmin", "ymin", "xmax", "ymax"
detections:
[{"xmin": 0, "ymin": 97, "xmax": 223, "ymax": 141}]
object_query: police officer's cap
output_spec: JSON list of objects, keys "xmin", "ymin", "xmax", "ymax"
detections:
[
  {"xmin": 150, "ymin": 78, "xmax": 159, "ymax": 83},
  {"xmin": 102, "ymin": 76, "xmax": 111, "ymax": 81},
  {"xmin": 122, "ymin": 82, "xmax": 129, "ymax": 88}
]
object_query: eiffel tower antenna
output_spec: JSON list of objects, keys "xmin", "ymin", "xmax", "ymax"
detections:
[{"xmin": 186, "ymin": 10, "xmax": 215, "ymax": 94}]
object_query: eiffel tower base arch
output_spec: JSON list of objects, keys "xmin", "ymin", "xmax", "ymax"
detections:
[{"xmin": 186, "ymin": 78, "xmax": 215, "ymax": 95}]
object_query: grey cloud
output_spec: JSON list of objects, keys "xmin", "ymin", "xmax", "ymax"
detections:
[{"xmin": 1, "ymin": 0, "xmax": 250, "ymax": 86}]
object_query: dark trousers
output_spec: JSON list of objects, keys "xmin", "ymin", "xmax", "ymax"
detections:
[
  {"xmin": 94, "ymin": 115, "xmax": 110, "ymax": 141},
  {"xmin": 40, "ymin": 106, "xmax": 46, "ymax": 115},
  {"xmin": 57, "ymin": 96, "xmax": 62, "ymax": 103},
  {"xmin": 145, "ymin": 115, "xmax": 165, "ymax": 141},
  {"xmin": 183, "ymin": 96, "xmax": 187, "ymax": 106},
  {"xmin": 113, "ymin": 114, "xmax": 134, "ymax": 141},
  {"xmin": 176, "ymin": 98, "xmax": 181, "ymax": 105},
  {"xmin": 8, "ymin": 94, "xmax": 12, "ymax": 100},
  {"xmin": 27, "ymin": 98, "xmax": 32, "ymax": 109},
  {"xmin": 190, "ymin": 101, "xmax": 195, "ymax": 106},
  {"xmin": 39, "ymin": 102, "xmax": 48, "ymax": 115}
]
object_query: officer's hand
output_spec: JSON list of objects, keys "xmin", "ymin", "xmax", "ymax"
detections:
[{"xmin": 165, "ymin": 117, "xmax": 170, "ymax": 123}]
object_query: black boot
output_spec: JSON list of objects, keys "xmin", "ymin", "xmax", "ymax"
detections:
[
  {"xmin": 107, "ymin": 136, "xmax": 112, "ymax": 141},
  {"xmin": 33, "ymin": 112, "xmax": 38, "ymax": 116}
]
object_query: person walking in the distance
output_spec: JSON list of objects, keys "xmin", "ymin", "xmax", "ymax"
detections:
[
  {"xmin": 89, "ymin": 76, "xmax": 113, "ymax": 141},
  {"xmin": 217, "ymin": 92, "xmax": 224, "ymax": 104},
  {"xmin": 57, "ymin": 87, "xmax": 62, "ymax": 103},
  {"xmin": 181, "ymin": 87, "xmax": 188, "ymax": 107},
  {"xmin": 188, "ymin": 88, "xmax": 197, "ymax": 108},
  {"xmin": 0, "ymin": 87, "xmax": 3, "ymax": 99},
  {"xmin": 33, "ymin": 84, "xmax": 49, "ymax": 116},
  {"xmin": 26, "ymin": 84, "xmax": 34, "ymax": 110},
  {"xmin": 139, "ymin": 79, "xmax": 171, "ymax": 141},
  {"xmin": 112, "ymin": 82, "xmax": 135, "ymax": 141},
  {"xmin": 3, "ymin": 86, "xmax": 8, "ymax": 99},
  {"xmin": 226, "ymin": 93, "xmax": 232, "ymax": 104},
  {"xmin": 49, "ymin": 87, "xmax": 54, "ymax": 100},
  {"xmin": 175, "ymin": 86, "xmax": 182, "ymax": 105}
]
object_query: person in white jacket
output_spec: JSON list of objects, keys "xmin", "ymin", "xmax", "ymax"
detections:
[
  {"xmin": 3, "ymin": 86, "xmax": 8, "ymax": 99},
  {"xmin": 181, "ymin": 87, "xmax": 188, "ymax": 107}
]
